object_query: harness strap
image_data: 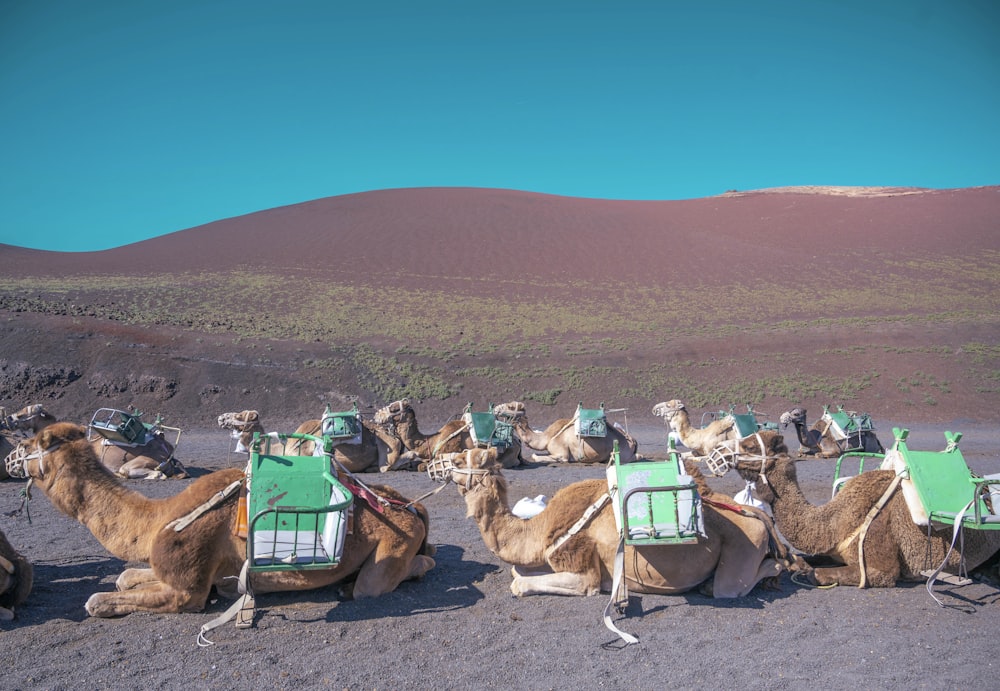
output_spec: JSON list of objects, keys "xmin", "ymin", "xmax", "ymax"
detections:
[
  {"xmin": 703, "ymin": 496, "xmax": 749, "ymax": 515},
  {"xmin": 546, "ymin": 492, "xmax": 611, "ymax": 558},
  {"xmin": 603, "ymin": 530, "xmax": 639, "ymax": 645},
  {"xmin": 925, "ymin": 499, "xmax": 975, "ymax": 605},
  {"xmin": 431, "ymin": 423, "xmax": 471, "ymax": 457},
  {"xmin": 197, "ymin": 559, "xmax": 254, "ymax": 646},
  {"xmin": 165, "ymin": 479, "xmax": 243, "ymax": 533},
  {"xmin": 598, "ymin": 484, "xmax": 639, "ymax": 645},
  {"xmin": 856, "ymin": 473, "xmax": 903, "ymax": 587}
]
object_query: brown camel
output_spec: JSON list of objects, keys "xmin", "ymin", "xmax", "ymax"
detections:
[
  {"xmin": 652, "ymin": 400, "xmax": 740, "ymax": 456},
  {"xmin": 0, "ymin": 528, "xmax": 33, "ymax": 620},
  {"xmin": 735, "ymin": 454, "xmax": 1000, "ymax": 587},
  {"xmin": 492, "ymin": 401, "xmax": 637, "ymax": 464},
  {"xmin": 4, "ymin": 422, "xmax": 435, "ymax": 618},
  {"xmin": 0, "ymin": 404, "xmax": 58, "ymax": 480},
  {"xmin": 86, "ymin": 408, "xmax": 187, "ymax": 480},
  {"xmin": 217, "ymin": 409, "xmax": 418, "ymax": 472},
  {"xmin": 372, "ymin": 399, "xmax": 524, "ymax": 469},
  {"xmin": 779, "ymin": 406, "xmax": 885, "ymax": 458},
  {"xmin": 431, "ymin": 446, "xmax": 796, "ymax": 603}
]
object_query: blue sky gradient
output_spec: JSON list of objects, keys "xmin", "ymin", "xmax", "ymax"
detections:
[{"xmin": 2, "ymin": 1, "xmax": 998, "ymax": 251}]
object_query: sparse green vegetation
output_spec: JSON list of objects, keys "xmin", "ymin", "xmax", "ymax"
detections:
[{"xmin": 2, "ymin": 250, "xmax": 996, "ymax": 411}]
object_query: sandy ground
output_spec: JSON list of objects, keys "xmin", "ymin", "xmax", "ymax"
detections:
[{"xmin": 2, "ymin": 422, "xmax": 999, "ymax": 690}]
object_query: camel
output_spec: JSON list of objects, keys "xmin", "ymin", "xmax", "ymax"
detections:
[
  {"xmin": 86, "ymin": 408, "xmax": 187, "ymax": 480},
  {"xmin": 372, "ymin": 399, "xmax": 524, "ymax": 469},
  {"xmin": 0, "ymin": 528, "xmax": 32, "ymax": 620},
  {"xmin": 492, "ymin": 401, "xmax": 637, "ymax": 464},
  {"xmin": 4, "ymin": 422, "xmax": 435, "ymax": 618},
  {"xmin": 430, "ymin": 446, "xmax": 799, "ymax": 605},
  {"xmin": 779, "ymin": 406, "xmax": 885, "ymax": 458},
  {"xmin": 0, "ymin": 404, "xmax": 58, "ymax": 480},
  {"xmin": 734, "ymin": 454, "xmax": 1000, "ymax": 587},
  {"xmin": 652, "ymin": 400, "xmax": 741, "ymax": 456},
  {"xmin": 217, "ymin": 409, "xmax": 418, "ymax": 472}
]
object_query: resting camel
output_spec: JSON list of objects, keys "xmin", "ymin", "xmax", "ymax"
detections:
[
  {"xmin": 0, "ymin": 404, "xmax": 58, "ymax": 480},
  {"xmin": 3, "ymin": 422, "xmax": 435, "ymax": 617},
  {"xmin": 372, "ymin": 399, "xmax": 524, "ymax": 469},
  {"xmin": 652, "ymin": 400, "xmax": 742, "ymax": 456},
  {"xmin": 0, "ymin": 528, "xmax": 32, "ymax": 620},
  {"xmin": 492, "ymin": 401, "xmax": 637, "ymax": 464},
  {"xmin": 779, "ymin": 407, "xmax": 885, "ymax": 457},
  {"xmin": 735, "ymin": 455, "xmax": 1000, "ymax": 587},
  {"xmin": 431, "ymin": 446, "xmax": 801, "ymax": 602},
  {"xmin": 89, "ymin": 430, "xmax": 187, "ymax": 480},
  {"xmin": 217, "ymin": 410, "xmax": 418, "ymax": 472}
]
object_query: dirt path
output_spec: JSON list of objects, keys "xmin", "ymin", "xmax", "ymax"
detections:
[{"xmin": 2, "ymin": 423, "xmax": 998, "ymax": 689}]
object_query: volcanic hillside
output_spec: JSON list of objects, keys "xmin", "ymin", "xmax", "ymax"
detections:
[{"xmin": 2, "ymin": 186, "xmax": 998, "ymax": 429}]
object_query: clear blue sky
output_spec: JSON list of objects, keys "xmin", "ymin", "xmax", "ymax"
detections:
[{"xmin": 2, "ymin": 1, "xmax": 998, "ymax": 251}]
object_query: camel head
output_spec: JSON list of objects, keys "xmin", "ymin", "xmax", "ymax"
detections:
[
  {"xmin": 5, "ymin": 422, "xmax": 89, "ymax": 481},
  {"xmin": 4, "ymin": 404, "xmax": 57, "ymax": 433},
  {"xmin": 651, "ymin": 400, "xmax": 686, "ymax": 424},
  {"xmin": 425, "ymin": 447, "xmax": 501, "ymax": 492},
  {"xmin": 217, "ymin": 410, "xmax": 261, "ymax": 430},
  {"xmin": 733, "ymin": 455, "xmax": 798, "ymax": 505},
  {"xmin": 217, "ymin": 411, "xmax": 264, "ymax": 453},
  {"xmin": 373, "ymin": 399, "xmax": 412, "ymax": 426},
  {"xmin": 779, "ymin": 407, "xmax": 807, "ymax": 428}
]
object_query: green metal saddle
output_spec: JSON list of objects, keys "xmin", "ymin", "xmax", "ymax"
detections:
[
  {"xmin": 575, "ymin": 402, "xmax": 607, "ymax": 438},
  {"xmin": 320, "ymin": 403, "xmax": 364, "ymax": 442},
  {"xmin": 886, "ymin": 428, "xmax": 1000, "ymax": 530},
  {"xmin": 462, "ymin": 403, "xmax": 514, "ymax": 452},
  {"xmin": 824, "ymin": 405, "xmax": 876, "ymax": 439},
  {"xmin": 606, "ymin": 441, "xmax": 704, "ymax": 546},
  {"xmin": 704, "ymin": 403, "xmax": 777, "ymax": 438},
  {"xmin": 246, "ymin": 432, "xmax": 354, "ymax": 572},
  {"xmin": 88, "ymin": 408, "xmax": 151, "ymax": 446}
]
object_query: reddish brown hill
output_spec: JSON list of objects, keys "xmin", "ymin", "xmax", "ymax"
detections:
[
  {"xmin": 2, "ymin": 186, "xmax": 998, "ymax": 429},
  {"xmin": 4, "ymin": 186, "xmax": 998, "ymax": 288}
]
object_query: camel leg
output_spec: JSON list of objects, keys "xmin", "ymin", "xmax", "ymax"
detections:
[
  {"xmin": 510, "ymin": 570, "xmax": 600, "ymax": 597},
  {"xmin": 532, "ymin": 452, "xmax": 568, "ymax": 463},
  {"xmin": 349, "ymin": 544, "xmax": 430, "ymax": 599},
  {"xmin": 86, "ymin": 581, "xmax": 210, "ymax": 616},
  {"xmin": 404, "ymin": 555, "xmax": 435, "ymax": 581},
  {"xmin": 511, "ymin": 543, "xmax": 602, "ymax": 596},
  {"xmin": 811, "ymin": 562, "xmax": 898, "ymax": 588},
  {"xmin": 386, "ymin": 450, "xmax": 421, "ymax": 471},
  {"xmin": 116, "ymin": 568, "xmax": 160, "ymax": 591}
]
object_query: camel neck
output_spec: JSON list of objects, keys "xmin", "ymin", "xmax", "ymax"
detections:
[{"xmin": 464, "ymin": 478, "xmax": 545, "ymax": 566}]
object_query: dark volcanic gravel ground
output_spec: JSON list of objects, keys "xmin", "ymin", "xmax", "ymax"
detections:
[{"xmin": 1, "ymin": 423, "xmax": 999, "ymax": 690}]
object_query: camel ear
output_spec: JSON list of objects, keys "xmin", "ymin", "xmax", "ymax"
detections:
[
  {"xmin": 39, "ymin": 423, "xmax": 84, "ymax": 448},
  {"xmin": 37, "ymin": 427, "xmax": 58, "ymax": 449}
]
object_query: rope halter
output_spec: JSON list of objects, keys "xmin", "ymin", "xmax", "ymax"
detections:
[
  {"xmin": 373, "ymin": 399, "xmax": 410, "ymax": 426},
  {"xmin": 4, "ymin": 440, "xmax": 47, "ymax": 479},
  {"xmin": 424, "ymin": 450, "xmax": 491, "ymax": 489},
  {"xmin": 651, "ymin": 400, "xmax": 685, "ymax": 420}
]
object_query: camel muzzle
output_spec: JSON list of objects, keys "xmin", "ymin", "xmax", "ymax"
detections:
[
  {"xmin": 425, "ymin": 451, "xmax": 490, "ymax": 488},
  {"xmin": 424, "ymin": 454, "xmax": 457, "ymax": 483},
  {"xmin": 4, "ymin": 443, "xmax": 33, "ymax": 479}
]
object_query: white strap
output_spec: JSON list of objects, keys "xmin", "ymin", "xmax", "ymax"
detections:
[
  {"xmin": 925, "ymin": 499, "xmax": 975, "ymax": 605},
  {"xmin": 602, "ymin": 529, "xmax": 638, "ymax": 645},
  {"xmin": 197, "ymin": 559, "xmax": 253, "ymax": 646}
]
